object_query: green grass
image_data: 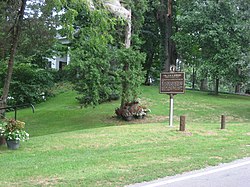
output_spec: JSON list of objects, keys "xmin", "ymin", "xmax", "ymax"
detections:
[{"xmin": 0, "ymin": 86, "xmax": 249, "ymax": 187}]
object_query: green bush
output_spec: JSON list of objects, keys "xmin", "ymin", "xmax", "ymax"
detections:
[
  {"xmin": 67, "ymin": 56, "xmax": 120, "ymax": 107},
  {"xmin": 0, "ymin": 62, "xmax": 55, "ymax": 105},
  {"xmin": 115, "ymin": 48, "xmax": 146, "ymax": 106}
]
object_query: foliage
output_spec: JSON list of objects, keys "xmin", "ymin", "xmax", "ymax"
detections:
[
  {"xmin": 0, "ymin": 0, "xmax": 59, "ymax": 118},
  {"xmin": 17, "ymin": 1, "xmax": 58, "ymax": 68},
  {"xmin": 53, "ymin": 0, "xmax": 148, "ymax": 107},
  {"xmin": 139, "ymin": 1, "xmax": 162, "ymax": 83},
  {"xmin": 1, "ymin": 118, "xmax": 29, "ymax": 141},
  {"xmin": 124, "ymin": 0, "xmax": 149, "ymax": 46},
  {"xmin": 174, "ymin": 0, "xmax": 250, "ymax": 94},
  {"xmin": 0, "ymin": 62, "xmax": 55, "ymax": 105},
  {"xmin": 65, "ymin": 3, "xmax": 120, "ymax": 107},
  {"xmin": 69, "ymin": 45, "xmax": 147, "ymax": 107},
  {"xmin": 0, "ymin": 0, "xmax": 27, "ymax": 113},
  {"xmin": 0, "ymin": 0, "xmax": 21, "ymax": 61},
  {"xmin": 115, "ymin": 47, "xmax": 146, "ymax": 106},
  {"xmin": 0, "ymin": 120, "xmax": 4, "ymax": 136},
  {"xmin": 68, "ymin": 56, "xmax": 120, "ymax": 106},
  {"xmin": 0, "ymin": 0, "xmax": 58, "ymax": 66}
]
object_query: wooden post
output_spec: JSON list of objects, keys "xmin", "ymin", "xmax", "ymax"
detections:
[
  {"xmin": 221, "ymin": 115, "xmax": 226, "ymax": 129},
  {"xmin": 180, "ymin": 115, "xmax": 186, "ymax": 131}
]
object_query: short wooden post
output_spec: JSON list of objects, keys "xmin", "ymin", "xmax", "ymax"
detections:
[
  {"xmin": 0, "ymin": 136, "xmax": 6, "ymax": 145},
  {"xmin": 221, "ymin": 115, "xmax": 226, "ymax": 129},
  {"xmin": 180, "ymin": 115, "xmax": 186, "ymax": 131}
]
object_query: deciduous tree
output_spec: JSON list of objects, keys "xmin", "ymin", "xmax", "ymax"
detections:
[{"xmin": 0, "ymin": 0, "xmax": 27, "ymax": 116}]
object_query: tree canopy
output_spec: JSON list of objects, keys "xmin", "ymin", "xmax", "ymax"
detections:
[{"xmin": 0, "ymin": 0, "xmax": 249, "ymax": 113}]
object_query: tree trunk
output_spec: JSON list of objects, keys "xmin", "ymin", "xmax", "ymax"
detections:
[
  {"xmin": 215, "ymin": 78, "xmax": 219, "ymax": 95},
  {"xmin": 200, "ymin": 78, "xmax": 208, "ymax": 91},
  {"xmin": 192, "ymin": 67, "xmax": 196, "ymax": 90},
  {"xmin": 124, "ymin": 10, "xmax": 131, "ymax": 49},
  {"xmin": 157, "ymin": 7, "xmax": 167, "ymax": 71},
  {"xmin": 0, "ymin": 0, "xmax": 27, "ymax": 116},
  {"xmin": 165, "ymin": 0, "xmax": 176, "ymax": 72},
  {"xmin": 0, "ymin": 43, "xmax": 6, "ymax": 59},
  {"xmin": 235, "ymin": 84, "xmax": 241, "ymax": 93},
  {"xmin": 120, "ymin": 60, "xmax": 129, "ymax": 108},
  {"xmin": 144, "ymin": 51, "xmax": 154, "ymax": 85},
  {"xmin": 102, "ymin": 0, "xmax": 132, "ymax": 108},
  {"xmin": 120, "ymin": 9, "xmax": 131, "ymax": 108},
  {"xmin": 235, "ymin": 68, "xmax": 241, "ymax": 93}
]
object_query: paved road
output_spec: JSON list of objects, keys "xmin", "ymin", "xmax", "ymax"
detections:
[{"xmin": 127, "ymin": 157, "xmax": 250, "ymax": 187}]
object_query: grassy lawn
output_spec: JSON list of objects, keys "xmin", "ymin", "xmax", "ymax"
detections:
[{"xmin": 0, "ymin": 85, "xmax": 249, "ymax": 186}]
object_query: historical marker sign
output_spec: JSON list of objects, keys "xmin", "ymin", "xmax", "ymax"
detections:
[{"xmin": 160, "ymin": 72, "xmax": 185, "ymax": 94}]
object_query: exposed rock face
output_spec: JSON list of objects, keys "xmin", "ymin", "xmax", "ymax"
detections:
[
  {"xmin": 103, "ymin": 0, "xmax": 131, "ymax": 21},
  {"xmin": 87, "ymin": 0, "xmax": 131, "ymax": 21},
  {"xmin": 87, "ymin": 0, "xmax": 131, "ymax": 48}
]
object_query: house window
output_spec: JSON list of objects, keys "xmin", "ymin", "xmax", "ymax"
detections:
[
  {"xmin": 59, "ymin": 61, "xmax": 67, "ymax": 70},
  {"xmin": 47, "ymin": 61, "xmax": 52, "ymax": 69}
]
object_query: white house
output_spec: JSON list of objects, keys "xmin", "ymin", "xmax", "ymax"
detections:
[
  {"xmin": 48, "ymin": 0, "xmax": 130, "ymax": 70},
  {"xmin": 47, "ymin": 35, "xmax": 70, "ymax": 70}
]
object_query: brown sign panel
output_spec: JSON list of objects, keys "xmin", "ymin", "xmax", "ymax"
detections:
[{"xmin": 160, "ymin": 72, "xmax": 185, "ymax": 94}]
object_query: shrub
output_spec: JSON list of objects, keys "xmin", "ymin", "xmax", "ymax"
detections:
[{"xmin": 0, "ymin": 62, "xmax": 55, "ymax": 105}]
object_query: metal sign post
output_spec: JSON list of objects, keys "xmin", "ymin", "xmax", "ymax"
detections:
[
  {"xmin": 169, "ymin": 94, "xmax": 174, "ymax": 127},
  {"xmin": 160, "ymin": 69, "xmax": 185, "ymax": 126}
]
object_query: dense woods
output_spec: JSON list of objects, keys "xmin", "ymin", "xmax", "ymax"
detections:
[{"xmin": 0, "ymin": 0, "xmax": 249, "ymax": 111}]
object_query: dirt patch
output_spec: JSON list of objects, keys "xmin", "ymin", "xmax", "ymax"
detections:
[
  {"xmin": 104, "ymin": 114, "xmax": 169, "ymax": 125},
  {"xmin": 180, "ymin": 131, "xmax": 193, "ymax": 136},
  {"xmin": 12, "ymin": 176, "xmax": 64, "ymax": 187},
  {"xmin": 195, "ymin": 130, "xmax": 218, "ymax": 136},
  {"xmin": 223, "ymin": 115, "xmax": 246, "ymax": 122},
  {"xmin": 32, "ymin": 176, "xmax": 63, "ymax": 186},
  {"xmin": 205, "ymin": 131, "xmax": 218, "ymax": 136},
  {"xmin": 209, "ymin": 156, "xmax": 223, "ymax": 160}
]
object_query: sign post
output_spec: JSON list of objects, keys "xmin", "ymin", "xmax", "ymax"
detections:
[
  {"xmin": 169, "ymin": 94, "xmax": 174, "ymax": 127},
  {"xmin": 160, "ymin": 70, "xmax": 185, "ymax": 126}
]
